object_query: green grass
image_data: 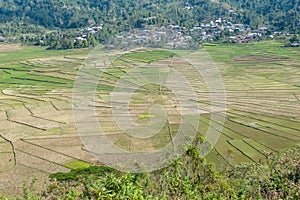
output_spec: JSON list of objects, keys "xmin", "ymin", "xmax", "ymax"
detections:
[
  {"xmin": 0, "ymin": 46, "xmax": 89, "ymax": 93},
  {"xmin": 203, "ymin": 40, "xmax": 300, "ymax": 151},
  {"xmin": 243, "ymin": 138, "xmax": 273, "ymax": 154},
  {"xmin": 0, "ymin": 46, "xmax": 90, "ymax": 64},
  {"xmin": 64, "ymin": 160, "xmax": 90, "ymax": 170},
  {"xmin": 228, "ymin": 139, "xmax": 266, "ymax": 163},
  {"xmin": 132, "ymin": 99, "xmax": 145, "ymax": 103},
  {"xmin": 138, "ymin": 114, "xmax": 156, "ymax": 119},
  {"xmin": 205, "ymin": 41, "xmax": 289, "ymax": 62},
  {"xmin": 119, "ymin": 49, "xmax": 175, "ymax": 63}
]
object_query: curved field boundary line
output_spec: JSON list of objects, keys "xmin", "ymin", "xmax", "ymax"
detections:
[
  {"xmin": 233, "ymin": 100, "xmax": 300, "ymax": 114},
  {"xmin": 7, "ymin": 117, "xmax": 47, "ymax": 131},
  {"xmin": 227, "ymin": 117, "xmax": 297, "ymax": 142},
  {"xmin": 21, "ymin": 139, "xmax": 92, "ymax": 164},
  {"xmin": 232, "ymin": 103, "xmax": 300, "ymax": 121},
  {"xmin": 200, "ymin": 114, "xmax": 280, "ymax": 152},
  {"xmin": 226, "ymin": 111, "xmax": 300, "ymax": 138},
  {"xmin": 243, "ymin": 139, "xmax": 272, "ymax": 155},
  {"xmin": 0, "ymin": 135, "xmax": 16, "ymax": 169},
  {"xmin": 30, "ymin": 115, "xmax": 67, "ymax": 125},
  {"xmin": 28, "ymin": 73, "xmax": 74, "ymax": 82},
  {"xmin": 10, "ymin": 77, "xmax": 69, "ymax": 85},
  {"xmin": 15, "ymin": 148, "xmax": 67, "ymax": 171},
  {"xmin": 227, "ymin": 140, "xmax": 262, "ymax": 163},
  {"xmin": 1, "ymin": 90, "xmax": 46, "ymax": 102},
  {"xmin": 199, "ymin": 116, "xmax": 235, "ymax": 140},
  {"xmin": 229, "ymin": 109, "xmax": 300, "ymax": 131}
]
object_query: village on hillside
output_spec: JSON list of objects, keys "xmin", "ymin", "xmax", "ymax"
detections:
[
  {"xmin": 76, "ymin": 17, "xmax": 297, "ymax": 50},
  {"xmin": 1, "ymin": 17, "xmax": 298, "ymax": 49}
]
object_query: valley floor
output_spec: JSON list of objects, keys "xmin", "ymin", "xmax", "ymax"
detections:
[{"xmin": 0, "ymin": 41, "xmax": 299, "ymax": 196}]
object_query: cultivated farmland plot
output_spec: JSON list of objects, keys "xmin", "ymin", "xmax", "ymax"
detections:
[{"xmin": 0, "ymin": 41, "xmax": 300, "ymax": 195}]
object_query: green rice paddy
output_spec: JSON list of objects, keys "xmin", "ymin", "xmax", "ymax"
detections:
[{"xmin": 0, "ymin": 41, "xmax": 300, "ymax": 194}]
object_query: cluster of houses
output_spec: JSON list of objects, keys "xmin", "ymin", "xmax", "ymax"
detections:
[
  {"xmin": 189, "ymin": 18, "xmax": 271, "ymax": 43},
  {"xmin": 1, "ymin": 18, "xmax": 298, "ymax": 49},
  {"xmin": 102, "ymin": 18, "xmax": 300, "ymax": 50},
  {"xmin": 74, "ymin": 25, "xmax": 103, "ymax": 41},
  {"xmin": 107, "ymin": 20, "xmax": 275, "ymax": 50},
  {"xmin": 105, "ymin": 16, "xmax": 297, "ymax": 50},
  {"xmin": 0, "ymin": 36, "xmax": 7, "ymax": 42},
  {"xmin": 109, "ymin": 26, "xmax": 197, "ymax": 49}
]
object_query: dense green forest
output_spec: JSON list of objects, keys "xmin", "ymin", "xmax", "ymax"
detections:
[
  {"xmin": 1, "ymin": 0, "xmax": 299, "ymax": 50},
  {"xmin": 0, "ymin": 0, "xmax": 299, "ymax": 35},
  {"xmin": 221, "ymin": 0, "xmax": 300, "ymax": 32},
  {"xmin": 0, "ymin": 0, "xmax": 227, "ymax": 31}
]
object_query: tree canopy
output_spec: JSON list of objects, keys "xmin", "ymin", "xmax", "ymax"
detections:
[{"xmin": 1, "ymin": 0, "xmax": 298, "ymax": 34}]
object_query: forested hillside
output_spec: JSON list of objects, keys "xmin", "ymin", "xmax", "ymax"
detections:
[
  {"xmin": 0, "ymin": 0, "xmax": 227, "ymax": 29},
  {"xmin": 0, "ymin": 0, "xmax": 299, "ymax": 34},
  {"xmin": 221, "ymin": 0, "xmax": 300, "ymax": 32}
]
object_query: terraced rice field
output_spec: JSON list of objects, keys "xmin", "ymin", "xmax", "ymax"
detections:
[
  {"xmin": 204, "ymin": 41, "xmax": 300, "ymax": 165},
  {"xmin": 0, "ymin": 41, "xmax": 300, "ymax": 195},
  {"xmin": 0, "ymin": 46, "xmax": 95, "ymax": 195}
]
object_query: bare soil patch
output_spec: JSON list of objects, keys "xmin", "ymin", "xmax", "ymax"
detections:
[
  {"xmin": 0, "ymin": 44, "xmax": 20, "ymax": 53},
  {"xmin": 233, "ymin": 55, "xmax": 289, "ymax": 62}
]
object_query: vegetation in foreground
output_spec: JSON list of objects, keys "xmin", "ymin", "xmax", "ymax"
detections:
[{"xmin": 2, "ymin": 138, "xmax": 300, "ymax": 200}]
